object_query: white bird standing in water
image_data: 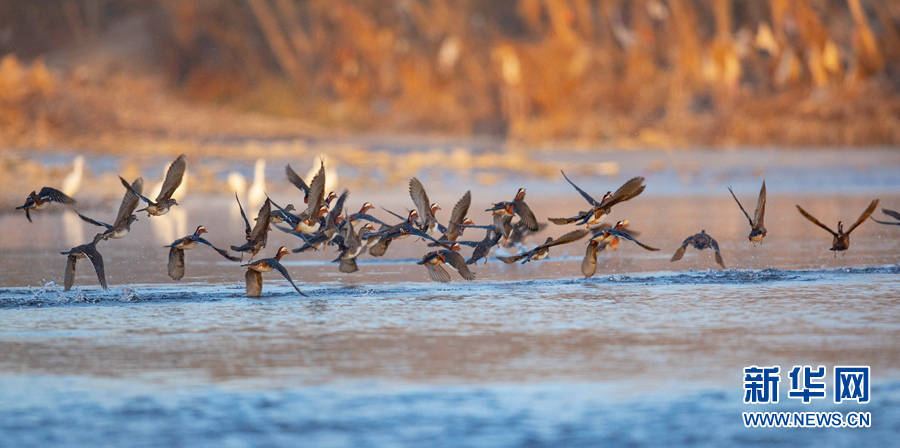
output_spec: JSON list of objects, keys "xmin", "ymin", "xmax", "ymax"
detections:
[
  {"xmin": 247, "ymin": 158, "xmax": 267, "ymax": 211},
  {"xmin": 306, "ymin": 154, "xmax": 338, "ymax": 194},
  {"xmin": 227, "ymin": 170, "xmax": 248, "ymax": 228},
  {"xmin": 149, "ymin": 157, "xmax": 189, "ymax": 244},
  {"xmin": 61, "ymin": 155, "xmax": 85, "ymax": 247}
]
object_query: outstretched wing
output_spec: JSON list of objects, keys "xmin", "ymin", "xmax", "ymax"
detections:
[
  {"xmin": 156, "ymin": 154, "xmax": 186, "ymax": 202},
  {"xmin": 304, "ymin": 162, "xmax": 326, "ymax": 218},
  {"xmin": 120, "ymin": 176, "xmax": 154, "ymax": 205},
  {"xmin": 285, "ymin": 164, "xmax": 310, "ymax": 196},
  {"xmin": 327, "ymin": 190, "xmax": 350, "ymax": 224},
  {"xmin": 727, "ymin": 186, "xmax": 753, "ymax": 226},
  {"xmin": 545, "ymin": 229, "xmax": 590, "ymax": 248},
  {"xmin": 882, "ymin": 208, "xmax": 900, "ymax": 221},
  {"xmin": 425, "ymin": 263, "xmax": 452, "ymax": 282},
  {"xmin": 64, "ymin": 255, "xmax": 77, "ymax": 291},
  {"xmin": 610, "ymin": 229, "xmax": 659, "ymax": 251},
  {"xmin": 82, "ymin": 244, "xmax": 108, "ymax": 289},
  {"xmin": 709, "ymin": 237, "xmax": 726, "ymax": 268},
  {"xmin": 497, "ymin": 253, "xmax": 529, "ymax": 264},
  {"xmin": 560, "ymin": 170, "xmax": 600, "ymax": 207},
  {"xmin": 249, "ymin": 199, "xmax": 272, "ymax": 242},
  {"xmin": 548, "ymin": 212, "xmax": 589, "ymax": 225},
  {"xmin": 76, "ymin": 211, "xmax": 112, "ymax": 230},
  {"xmin": 442, "ymin": 190, "xmax": 471, "ymax": 241},
  {"xmin": 845, "ymin": 199, "xmax": 879, "ymax": 234},
  {"xmin": 582, "ymin": 241, "xmax": 599, "ymax": 278},
  {"xmin": 38, "ymin": 187, "xmax": 76, "ymax": 204},
  {"xmin": 753, "ymin": 181, "xmax": 766, "ymax": 227},
  {"xmin": 796, "ymin": 205, "xmax": 837, "ymax": 236},
  {"xmin": 513, "ymin": 201, "xmax": 540, "ymax": 231},
  {"xmin": 408, "ymin": 177, "xmax": 434, "ymax": 226},
  {"xmin": 114, "ymin": 177, "xmax": 143, "ymax": 227},
  {"xmin": 235, "ymin": 193, "xmax": 251, "ymax": 234},
  {"xmin": 245, "ymin": 269, "xmax": 263, "ymax": 297},
  {"xmin": 601, "ymin": 176, "xmax": 646, "ymax": 208},
  {"xmin": 271, "ymin": 260, "xmax": 307, "ymax": 296},
  {"xmin": 195, "ymin": 237, "xmax": 241, "ymax": 261},
  {"xmin": 168, "ymin": 247, "xmax": 185, "ymax": 280},
  {"xmin": 444, "ymin": 251, "xmax": 475, "ymax": 280},
  {"xmin": 670, "ymin": 236, "xmax": 693, "ymax": 262}
]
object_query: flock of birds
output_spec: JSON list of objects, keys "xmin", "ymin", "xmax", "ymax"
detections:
[{"xmin": 15, "ymin": 154, "xmax": 897, "ymax": 297}]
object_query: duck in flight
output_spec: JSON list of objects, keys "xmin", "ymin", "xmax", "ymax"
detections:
[
  {"xmin": 243, "ymin": 246, "xmax": 306, "ymax": 297},
  {"xmin": 796, "ymin": 199, "xmax": 879, "ymax": 252},
  {"xmin": 120, "ymin": 154, "xmax": 186, "ymax": 216},
  {"xmin": 727, "ymin": 181, "xmax": 767, "ymax": 243},
  {"xmin": 231, "ymin": 197, "xmax": 272, "ymax": 260},
  {"xmin": 77, "ymin": 177, "xmax": 143, "ymax": 240},
  {"xmin": 581, "ymin": 222, "xmax": 659, "ymax": 277},
  {"xmin": 670, "ymin": 230, "xmax": 726, "ymax": 268},
  {"xmin": 17, "ymin": 187, "xmax": 77, "ymax": 222},
  {"xmin": 418, "ymin": 243, "xmax": 476, "ymax": 282},
  {"xmin": 498, "ymin": 229, "xmax": 588, "ymax": 264},
  {"xmin": 166, "ymin": 225, "xmax": 240, "ymax": 280},
  {"xmin": 486, "ymin": 188, "xmax": 540, "ymax": 239},
  {"xmin": 550, "ymin": 172, "xmax": 645, "ymax": 227},
  {"xmin": 61, "ymin": 233, "xmax": 107, "ymax": 291}
]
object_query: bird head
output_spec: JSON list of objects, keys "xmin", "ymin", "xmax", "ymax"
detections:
[
  {"xmin": 450, "ymin": 242, "xmax": 461, "ymax": 251},
  {"xmin": 325, "ymin": 191, "xmax": 337, "ymax": 205},
  {"xmin": 317, "ymin": 205, "xmax": 330, "ymax": 218},
  {"xmin": 359, "ymin": 202, "xmax": 374, "ymax": 214},
  {"xmin": 430, "ymin": 203, "xmax": 441, "ymax": 215},
  {"xmin": 614, "ymin": 220, "xmax": 627, "ymax": 229},
  {"xmin": 275, "ymin": 246, "xmax": 290, "ymax": 260},
  {"xmin": 194, "ymin": 225, "xmax": 208, "ymax": 236},
  {"xmin": 837, "ymin": 221, "xmax": 844, "ymax": 233},
  {"xmin": 408, "ymin": 209, "xmax": 419, "ymax": 224}
]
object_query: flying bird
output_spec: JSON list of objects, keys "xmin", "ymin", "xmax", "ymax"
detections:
[
  {"xmin": 243, "ymin": 246, "xmax": 306, "ymax": 297},
  {"xmin": 486, "ymin": 188, "xmax": 540, "ymax": 238},
  {"xmin": 61, "ymin": 233, "xmax": 107, "ymax": 291},
  {"xmin": 727, "ymin": 181, "xmax": 767, "ymax": 243},
  {"xmin": 166, "ymin": 225, "xmax": 240, "ymax": 280},
  {"xmin": 120, "ymin": 154, "xmax": 186, "ymax": 216},
  {"xmin": 671, "ymin": 230, "xmax": 726, "ymax": 268},
  {"xmin": 76, "ymin": 177, "xmax": 143, "ymax": 240},
  {"xmin": 870, "ymin": 208, "xmax": 900, "ymax": 226},
  {"xmin": 550, "ymin": 172, "xmax": 645, "ymax": 227},
  {"xmin": 498, "ymin": 229, "xmax": 588, "ymax": 264},
  {"xmin": 796, "ymin": 199, "xmax": 879, "ymax": 252},
  {"xmin": 231, "ymin": 197, "xmax": 272, "ymax": 260},
  {"xmin": 16, "ymin": 187, "xmax": 76, "ymax": 222},
  {"xmin": 418, "ymin": 243, "xmax": 476, "ymax": 282}
]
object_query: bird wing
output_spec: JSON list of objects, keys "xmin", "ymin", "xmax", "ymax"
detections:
[
  {"xmin": 369, "ymin": 237, "xmax": 392, "ymax": 257},
  {"xmin": 548, "ymin": 212, "xmax": 589, "ymax": 225},
  {"xmin": 444, "ymin": 251, "xmax": 475, "ymax": 280},
  {"xmin": 845, "ymin": 199, "xmax": 879, "ymax": 235},
  {"xmin": 64, "ymin": 255, "xmax": 77, "ymax": 291},
  {"xmin": 710, "ymin": 237, "xmax": 726, "ymax": 268},
  {"xmin": 303, "ymin": 162, "xmax": 326, "ymax": 218},
  {"xmin": 235, "ymin": 193, "xmax": 251, "ymax": 234},
  {"xmin": 327, "ymin": 190, "xmax": 350, "ymax": 224},
  {"xmin": 82, "ymin": 244, "xmax": 107, "ymax": 289},
  {"xmin": 285, "ymin": 164, "xmax": 310, "ymax": 195},
  {"xmin": 114, "ymin": 177, "xmax": 143, "ymax": 227},
  {"xmin": 156, "ymin": 154, "xmax": 186, "ymax": 202},
  {"xmin": 39, "ymin": 187, "xmax": 76, "ymax": 204},
  {"xmin": 670, "ymin": 236, "xmax": 693, "ymax": 262},
  {"xmin": 513, "ymin": 201, "xmax": 540, "ymax": 231},
  {"xmin": 76, "ymin": 211, "xmax": 112, "ymax": 230},
  {"xmin": 195, "ymin": 237, "xmax": 241, "ymax": 261},
  {"xmin": 545, "ymin": 229, "xmax": 590, "ymax": 248},
  {"xmin": 497, "ymin": 253, "xmax": 529, "ymax": 264},
  {"xmin": 753, "ymin": 181, "xmax": 766, "ymax": 227},
  {"xmin": 408, "ymin": 177, "xmax": 434, "ymax": 226},
  {"xmin": 727, "ymin": 186, "xmax": 753, "ymax": 226},
  {"xmin": 352, "ymin": 213, "xmax": 388, "ymax": 227},
  {"xmin": 609, "ymin": 229, "xmax": 660, "ymax": 251},
  {"xmin": 168, "ymin": 247, "xmax": 185, "ymax": 280},
  {"xmin": 582, "ymin": 241, "xmax": 599, "ymax": 277},
  {"xmin": 271, "ymin": 260, "xmax": 307, "ymax": 296},
  {"xmin": 443, "ymin": 190, "xmax": 471, "ymax": 240},
  {"xmin": 871, "ymin": 217, "xmax": 900, "ymax": 226},
  {"xmin": 600, "ymin": 176, "xmax": 646, "ymax": 209},
  {"xmin": 560, "ymin": 170, "xmax": 600, "ymax": 207},
  {"xmin": 120, "ymin": 176, "xmax": 154, "ymax": 205},
  {"xmin": 245, "ymin": 269, "xmax": 263, "ymax": 297},
  {"xmin": 339, "ymin": 257, "xmax": 359, "ymax": 273},
  {"xmin": 249, "ymin": 199, "xmax": 272, "ymax": 242},
  {"xmin": 882, "ymin": 208, "xmax": 900, "ymax": 221},
  {"xmin": 425, "ymin": 263, "xmax": 452, "ymax": 282},
  {"xmin": 796, "ymin": 205, "xmax": 837, "ymax": 236}
]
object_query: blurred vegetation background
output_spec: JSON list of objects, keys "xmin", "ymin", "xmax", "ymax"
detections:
[{"xmin": 1, "ymin": 0, "xmax": 898, "ymax": 151}]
